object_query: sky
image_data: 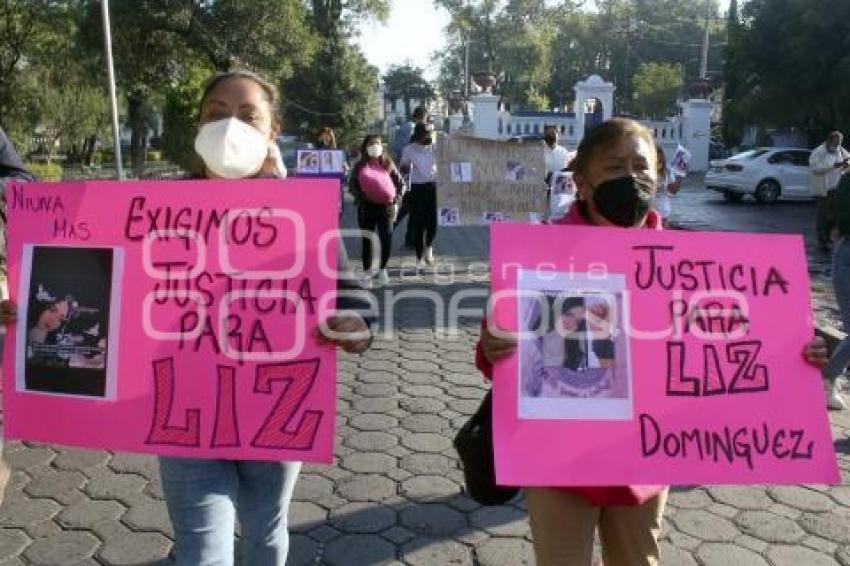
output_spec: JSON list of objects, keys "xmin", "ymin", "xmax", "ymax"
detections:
[
  {"xmin": 356, "ymin": 0, "xmax": 733, "ymax": 82},
  {"xmin": 354, "ymin": 2, "xmax": 452, "ymax": 82}
]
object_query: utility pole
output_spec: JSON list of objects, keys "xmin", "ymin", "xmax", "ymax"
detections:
[
  {"xmin": 101, "ymin": 0, "xmax": 124, "ymax": 180},
  {"xmin": 624, "ymin": 9, "xmax": 631, "ymax": 103},
  {"xmin": 464, "ymin": 0, "xmax": 471, "ymax": 98},
  {"xmin": 699, "ymin": 0, "xmax": 711, "ymax": 79}
]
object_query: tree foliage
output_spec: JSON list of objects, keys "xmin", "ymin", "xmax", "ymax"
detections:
[
  {"xmin": 632, "ymin": 62, "xmax": 682, "ymax": 119},
  {"xmin": 729, "ymin": 0, "xmax": 850, "ymax": 144},
  {"xmin": 1, "ymin": 0, "xmax": 388, "ymax": 171},
  {"xmin": 383, "ymin": 64, "xmax": 435, "ymax": 120},
  {"xmin": 435, "ymin": 0, "xmax": 724, "ymax": 113},
  {"xmin": 281, "ymin": 0, "xmax": 386, "ymax": 149}
]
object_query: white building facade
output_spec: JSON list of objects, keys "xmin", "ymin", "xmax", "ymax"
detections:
[{"xmin": 450, "ymin": 74, "xmax": 712, "ymax": 172}]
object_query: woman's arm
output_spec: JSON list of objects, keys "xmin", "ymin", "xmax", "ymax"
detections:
[
  {"xmin": 348, "ymin": 164, "xmax": 364, "ymax": 205},
  {"xmin": 389, "ymin": 163, "xmax": 405, "ymax": 198}
]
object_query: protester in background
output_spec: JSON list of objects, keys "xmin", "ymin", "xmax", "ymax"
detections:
[
  {"xmin": 654, "ymin": 144, "xmax": 689, "ymax": 228},
  {"xmin": 394, "ymin": 106, "xmax": 429, "ymax": 248},
  {"xmin": 349, "ymin": 134, "xmax": 404, "ymax": 287},
  {"xmin": 312, "ymin": 126, "xmax": 347, "ymax": 215},
  {"xmin": 0, "ymin": 126, "xmax": 35, "ymax": 270},
  {"xmin": 0, "ymin": 301, "xmax": 15, "ymax": 505},
  {"xmin": 477, "ymin": 118, "xmax": 830, "ymax": 566},
  {"xmin": 543, "ymin": 125, "xmax": 570, "ymax": 185},
  {"xmin": 821, "ymin": 171, "xmax": 850, "ymax": 410},
  {"xmin": 315, "ymin": 126, "xmax": 336, "ymax": 150},
  {"xmin": 400, "ymin": 121, "xmax": 438, "ymax": 272},
  {"xmin": 0, "ymin": 127, "xmax": 32, "ymax": 504},
  {"xmin": 168, "ymin": 70, "xmax": 373, "ymax": 566},
  {"xmin": 391, "ymin": 116, "xmax": 411, "ymax": 163},
  {"xmin": 810, "ymin": 131, "xmax": 850, "ymax": 252}
]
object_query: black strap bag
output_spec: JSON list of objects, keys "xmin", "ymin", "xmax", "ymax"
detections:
[{"xmin": 453, "ymin": 390, "xmax": 520, "ymax": 505}]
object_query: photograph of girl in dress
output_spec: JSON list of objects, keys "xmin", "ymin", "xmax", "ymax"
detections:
[{"xmin": 520, "ymin": 292, "xmax": 630, "ymax": 401}]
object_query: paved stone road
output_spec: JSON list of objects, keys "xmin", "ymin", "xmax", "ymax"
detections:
[{"xmin": 0, "ymin": 195, "xmax": 848, "ymax": 565}]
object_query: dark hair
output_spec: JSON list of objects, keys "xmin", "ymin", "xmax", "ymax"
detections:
[
  {"xmin": 356, "ymin": 134, "xmax": 395, "ymax": 171},
  {"xmin": 568, "ymin": 118, "xmax": 655, "ymax": 178},
  {"xmin": 561, "ymin": 296, "xmax": 585, "ymax": 314},
  {"xmin": 412, "ymin": 106, "xmax": 428, "ymax": 122},
  {"xmin": 655, "ymin": 143, "xmax": 668, "ymax": 177},
  {"xmin": 199, "ymin": 70, "xmax": 282, "ymax": 129},
  {"xmin": 413, "ymin": 122, "xmax": 433, "ymax": 143},
  {"xmin": 317, "ymin": 127, "xmax": 337, "ymax": 149}
]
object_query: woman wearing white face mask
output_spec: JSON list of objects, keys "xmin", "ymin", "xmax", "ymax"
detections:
[
  {"xmin": 349, "ymin": 134, "xmax": 404, "ymax": 286},
  {"xmin": 161, "ymin": 70, "xmax": 374, "ymax": 566}
]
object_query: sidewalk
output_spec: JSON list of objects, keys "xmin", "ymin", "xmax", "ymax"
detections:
[{"xmin": 0, "ymin": 203, "xmax": 847, "ymax": 565}]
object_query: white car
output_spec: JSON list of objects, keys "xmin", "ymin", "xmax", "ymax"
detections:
[{"xmin": 704, "ymin": 147, "xmax": 813, "ymax": 203}]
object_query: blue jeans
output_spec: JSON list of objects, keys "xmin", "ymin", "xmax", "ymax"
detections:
[
  {"xmin": 824, "ymin": 237, "xmax": 850, "ymax": 382},
  {"xmin": 159, "ymin": 457, "xmax": 301, "ymax": 566}
]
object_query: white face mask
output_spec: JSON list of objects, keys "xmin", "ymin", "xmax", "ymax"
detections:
[
  {"xmin": 367, "ymin": 144, "xmax": 383, "ymax": 159},
  {"xmin": 194, "ymin": 118, "xmax": 270, "ymax": 179}
]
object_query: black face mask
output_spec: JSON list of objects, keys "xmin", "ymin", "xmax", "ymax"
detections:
[
  {"xmin": 421, "ymin": 136, "xmax": 433, "ymax": 146},
  {"xmin": 591, "ymin": 175, "xmax": 655, "ymax": 227},
  {"xmin": 544, "ymin": 136, "xmax": 556, "ymax": 147}
]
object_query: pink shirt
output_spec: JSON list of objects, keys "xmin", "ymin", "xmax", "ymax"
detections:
[{"xmin": 358, "ymin": 162, "xmax": 397, "ymax": 205}]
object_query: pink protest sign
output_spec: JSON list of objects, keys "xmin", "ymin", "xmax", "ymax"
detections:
[
  {"xmin": 4, "ymin": 179, "xmax": 340, "ymax": 463},
  {"xmin": 491, "ymin": 223, "xmax": 839, "ymax": 486}
]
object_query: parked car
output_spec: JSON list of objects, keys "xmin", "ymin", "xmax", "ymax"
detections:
[{"xmin": 704, "ymin": 147, "xmax": 813, "ymax": 204}]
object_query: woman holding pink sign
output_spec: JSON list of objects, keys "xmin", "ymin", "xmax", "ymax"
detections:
[
  {"xmin": 163, "ymin": 70, "xmax": 373, "ymax": 566},
  {"xmin": 476, "ymin": 118, "xmax": 829, "ymax": 566}
]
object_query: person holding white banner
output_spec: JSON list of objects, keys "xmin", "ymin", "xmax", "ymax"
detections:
[
  {"xmin": 477, "ymin": 118, "xmax": 829, "ymax": 566},
  {"xmin": 652, "ymin": 144, "xmax": 689, "ymax": 228}
]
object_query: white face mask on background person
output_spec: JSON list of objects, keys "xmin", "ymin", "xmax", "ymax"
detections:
[
  {"xmin": 194, "ymin": 118, "xmax": 270, "ymax": 179},
  {"xmin": 367, "ymin": 144, "xmax": 383, "ymax": 159}
]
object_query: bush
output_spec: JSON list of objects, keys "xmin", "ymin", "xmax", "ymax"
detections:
[
  {"xmin": 101, "ymin": 149, "xmax": 131, "ymax": 166},
  {"xmin": 25, "ymin": 162, "xmax": 62, "ymax": 181}
]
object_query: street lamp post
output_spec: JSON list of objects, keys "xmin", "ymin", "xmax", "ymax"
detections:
[{"xmin": 101, "ymin": 0, "xmax": 124, "ymax": 181}]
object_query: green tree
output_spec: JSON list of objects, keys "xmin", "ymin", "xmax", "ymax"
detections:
[
  {"xmin": 722, "ymin": 0, "xmax": 744, "ymax": 146},
  {"xmin": 383, "ymin": 64, "xmax": 435, "ymax": 120},
  {"xmin": 161, "ymin": 63, "xmax": 213, "ymax": 171},
  {"xmin": 37, "ymin": 83, "xmax": 109, "ymax": 163},
  {"xmin": 435, "ymin": 0, "xmax": 555, "ymax": 109},
  {"xmin": 0, "ymin": 1, "xmax": 90, "ymax": 152},
  {"xmin": 282, "ymin": 0, "xmax": 389, "ymax": 147},
  {"xmin": 729, "ymin": 0, "xmax": 850, "ymax": 143},
  {"xmin": 632, "ymin": 62, "xmax": 682, "ymax": 118}
]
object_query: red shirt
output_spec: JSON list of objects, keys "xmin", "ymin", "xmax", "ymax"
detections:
[{"xmin": 474, "ymin": 204, "xmax": 666, "ymax": 506}]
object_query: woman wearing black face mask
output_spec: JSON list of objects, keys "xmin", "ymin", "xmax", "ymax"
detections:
[
  {"xmin": 477, "ymin": 118, "xmax": 830, "ymax": 566},
  {"xmin": 399, "ymin": 122, "xmax": 438, "ymax": 272}
]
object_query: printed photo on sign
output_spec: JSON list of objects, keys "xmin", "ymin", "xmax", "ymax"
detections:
[
  {"xmin": 552, "ymin": 171, "xmax": 576, "ymax": 196},
  {"xmin": 320, "ymin": 150, "xmax": 346, "ymax": 174},
  {"xmin": 450, "ymin": 162, "xmax": 473, "ymax": 183},
  {"xmin": 439, "ymin": 207, "xmax": 461, "ymax": 226},
  {"xmin": 297, "ymin": 150, "xmax": 321, "ymax": 174},
  {"xmin": 16, "ymin": 246, "xmax": 123, "ymax": 399},
  {"xmin": 483, "ymin": 212, "xmax": 510, "ymax": 223},
  {"xmin": 505, "ymin": 161, "xmax": 525, "ymax": 182},
  {"xmin": 516, "ymin": 269, "xmax": 633, "ymax": 420}
]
